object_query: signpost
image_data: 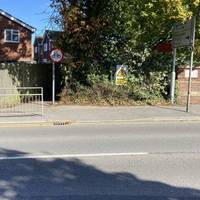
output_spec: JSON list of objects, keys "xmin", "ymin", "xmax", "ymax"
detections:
[
  {"xmin": 115, "ymin": 65, "xmax": 128, "ymax": 85},
  {"xmin": 172, "ymin": 17, "xmax": 195, "ymax": 48},
  {"xmin": 171, "ymin": 16, "xmax": 196, "ymax": 112},
  {"xmin": 48, "ymin": 48, "xmax": 64, "ymax": 104}
]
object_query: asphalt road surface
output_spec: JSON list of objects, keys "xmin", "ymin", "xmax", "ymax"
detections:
[{"xmin": 0, "ymin": 122, "xmax": 200, "ymax": 199}]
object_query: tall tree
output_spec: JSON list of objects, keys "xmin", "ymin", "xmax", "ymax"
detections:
[{"xmin": 50, "ymin": 0, "xmax": 200, "ymax": 82}]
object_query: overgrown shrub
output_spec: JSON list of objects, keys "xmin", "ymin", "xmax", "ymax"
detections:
[{"xmin": 60, "ymin": 72, "xmax": 170, "ymax": 106}]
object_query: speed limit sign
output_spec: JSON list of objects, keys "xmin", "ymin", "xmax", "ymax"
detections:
[{"xmin": 48, "ymin": 48, "xmax": 64, "ymax": 63}]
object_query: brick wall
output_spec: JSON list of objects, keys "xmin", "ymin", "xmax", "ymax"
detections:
[
  {"xmin": 177, "ymin": 67, "xmax": 200, "ymax": 104},
  {"xmin": 0, "ymin": 15, "xmax": 33, "ymax": 62}
]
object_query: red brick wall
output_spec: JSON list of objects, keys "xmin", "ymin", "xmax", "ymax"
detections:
[
  {"xmin": 0, "ymin": 14, "xmax": 33, "ymax": 62},
  {"xmin": 177, "ymin": 67, "xmax": 200, "ymax": 104}
]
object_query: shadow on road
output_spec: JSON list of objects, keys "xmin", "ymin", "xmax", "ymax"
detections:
[
  {"xmin": 0, "ymin": 148, "xmax": 200, "ymax": 200},
  {"xmin": 155, "ymin": 105, "xmax": 187, "ymax": 113},
  {"xmin": 156, "ymin": 105, "xmax": 200, "ymax": 116}
]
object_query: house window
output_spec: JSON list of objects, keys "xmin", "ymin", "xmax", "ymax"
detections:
[
  {"xmin": 34, "ymin": 47, "xmax": 38, "ymax": 54},
  {"xmin": 44, "ymin": 43, "xmax": 48, "ymax": 52},
  {"xmin": 4, "ymin": 29, "xmax": 20, "ymax": 43}
]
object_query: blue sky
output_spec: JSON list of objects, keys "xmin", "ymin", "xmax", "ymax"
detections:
[{"xmin": 0, "ymin": 0, "xmax": 53, "ymax": 36}]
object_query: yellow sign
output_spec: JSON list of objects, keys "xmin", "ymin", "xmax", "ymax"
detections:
[{"xmin": 115, "ymin": 65, "xmax": 128, "ymax": 85}]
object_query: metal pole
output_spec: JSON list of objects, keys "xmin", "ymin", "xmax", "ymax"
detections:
[
  {"xmin": 52, "ymin": 62, "xmax": 55, "ymax": 104},
  {"xmin": 41, "ymin": 87, "xmax": 44, "ymax": 116},
  {"xmin": 170, "ymin": 48, "xmax": 177, "ymax": 104},
  {"xmin": 186, "ymin": 47, "xmax": 194, "ymax": 112},
  {"xmin": 186, "ymin": 16, "xmax": 196, "ymax": 112}
]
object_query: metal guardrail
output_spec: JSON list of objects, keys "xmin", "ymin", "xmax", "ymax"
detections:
[{"xmin": 0, "ymin": 87, "xmax": 44, "ymax": 117}]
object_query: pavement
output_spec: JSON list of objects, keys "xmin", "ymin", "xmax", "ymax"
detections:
[{"xmin": 1, "ymin": 103, "xmax": 200, "ymax": 127}]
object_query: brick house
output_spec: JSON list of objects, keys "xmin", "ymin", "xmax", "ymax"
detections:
[
  {"xmin": 34, "ymin": 30, "xmax": 62, "ymax": 63},
  {"xmin": 33, "ymin": 36, "xmax": 43, "ymax": 63},
  {"xmin": 0, "ymin": 9, "xmax": 35, "ymax": 62}
]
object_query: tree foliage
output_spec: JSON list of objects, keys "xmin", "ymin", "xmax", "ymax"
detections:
[
  {"xmin": 49, "ymin": 0, "xmax": 200, "ymax": 103},
  {"xmin": 50, "ymin": 0, "xmax": 200, "ymax": 81}
]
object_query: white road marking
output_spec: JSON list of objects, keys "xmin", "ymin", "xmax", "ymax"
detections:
[
  {"xmin": 0, "ymin": 151, "xmax": 200, "ymax": 160},
  {"xmin": 0, "ymin": 152, "xmax": 149, "ymax": 160}
]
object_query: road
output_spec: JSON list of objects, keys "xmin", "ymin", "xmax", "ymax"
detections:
[{"xmin": 0, "ymin": 122, "xmax": 200, "ymax": 199}]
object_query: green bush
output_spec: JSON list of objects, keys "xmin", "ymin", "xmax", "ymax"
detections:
[
  {"xmin": 60, "ymin": 72, "xmax": 169, "ymax": 105},
  {"xmin": 127, "ymin": 71, "xmax": 169, "ymax": 101},
  {"xmin": 0, "ymin": 91, "xmax": 20, "ymax": 109}
]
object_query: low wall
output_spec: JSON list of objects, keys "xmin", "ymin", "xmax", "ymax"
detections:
[{"xmin": 177, "ymin": 67, "xmax": 200, "ymax": 104}]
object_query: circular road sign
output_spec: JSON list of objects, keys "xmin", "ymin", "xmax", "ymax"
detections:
[{"xmin": 49, "ymin": 48, "xmax": 64, "ymax": 63}]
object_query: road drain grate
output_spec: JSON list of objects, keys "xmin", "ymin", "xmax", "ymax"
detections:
[{"xmin": 53, "ymin": 121, "xmax": 71, "ymax": 126}]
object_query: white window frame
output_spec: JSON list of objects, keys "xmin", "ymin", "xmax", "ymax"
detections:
[
  {"xmin": 4, "ymin": 29, "xmax": 20, "ymax": 43},
  {"xmin": 44, "ymin": 43, "xmax": 48, "ymax": 52},
  {"xmin": 43, "ymin": 58, "xmax": 47, "ymax": 63},
  {"xmin": 34, "ymin": 46, "xmax": 38, "ymax": 54}
]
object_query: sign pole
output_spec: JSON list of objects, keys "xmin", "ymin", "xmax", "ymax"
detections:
[
  {"xmin": 52, "ymin": 62, "xmax": 55, "ymax": 104},
  {"xmin": 170, "ymin": 48, "xmax": 176, "ymax": 104},
  {"xmin": 186, "ymin": 47, "xmax": 194, "ymax": 112},
  {"xmin": 172, "ymin": 16, "xmax": 196, "ymax": 112},
  {"xmin": 48, "ymin": 48, "xmax": 64, "ymax": 105},
  {"xmin": 186, "ymin": 16, "xmax": 196, "ymax": 112}
]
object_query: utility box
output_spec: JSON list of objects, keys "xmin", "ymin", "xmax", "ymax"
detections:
[{"xmin": 177, "ymin": 66, "xmax": 200, "ymax": 104}]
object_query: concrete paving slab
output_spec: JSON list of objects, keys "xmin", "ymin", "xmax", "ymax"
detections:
[{"xmin": 1, "ymin": 104, "xmax": 200, "ymax": 127}]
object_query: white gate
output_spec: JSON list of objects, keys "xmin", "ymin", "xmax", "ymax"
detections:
[{"xmin": 0, "ymin": 87, "xmax": 44, "ymax": 117}]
